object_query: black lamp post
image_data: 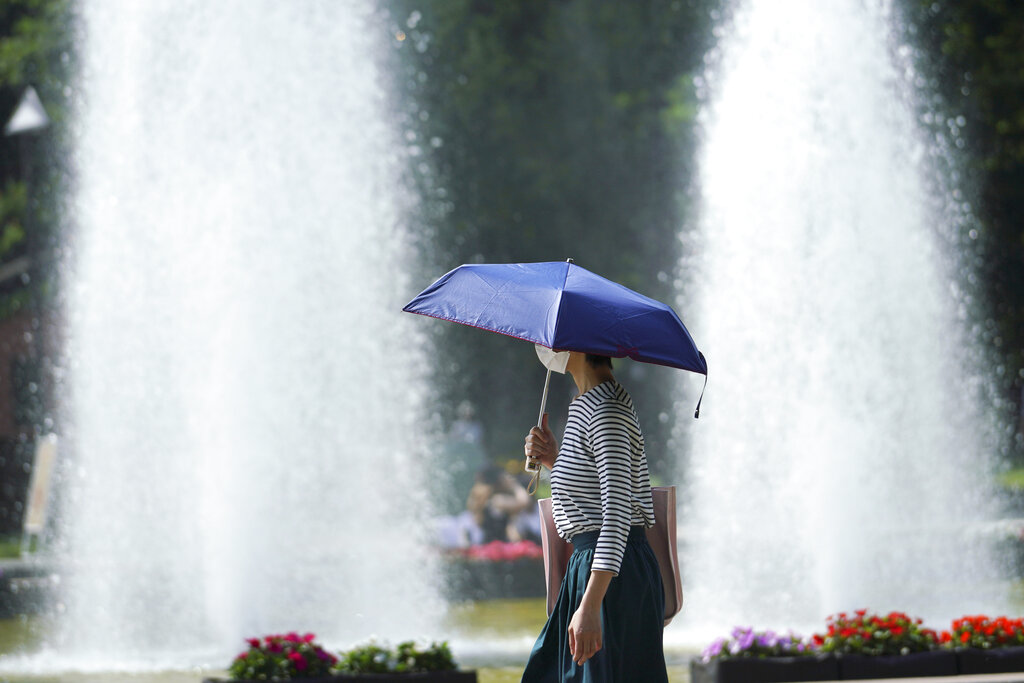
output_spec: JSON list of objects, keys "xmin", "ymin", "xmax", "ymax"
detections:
[
  {"xmin": 3, "ymin": 86, "xmax": 52, "ymax": 431},
  {"xmin": 3, "ymin": 85, "xmax": 50, "ymax": 291}
]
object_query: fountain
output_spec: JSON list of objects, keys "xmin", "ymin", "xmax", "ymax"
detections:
[
  {"xmin": 30, "ymin": 0, "xmax": 440, "ymax": 671},
  {"xmin": 675, "ymin": 0, "xmax": 1005, "ymax": 640}
]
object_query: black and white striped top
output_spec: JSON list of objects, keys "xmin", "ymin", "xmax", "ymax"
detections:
[{"xmin": 550, "ymin": 380, "xmax": 655, "ymax": 575}]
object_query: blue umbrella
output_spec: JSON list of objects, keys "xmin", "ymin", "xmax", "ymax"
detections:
[{"xmin": 403, "ymin": 260, "xmax": 707, "ymax": 423}]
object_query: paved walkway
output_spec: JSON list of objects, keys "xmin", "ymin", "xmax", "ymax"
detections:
[{"xmin": 797, "ymin": 676, "xmax": 1024, "ymax": 683}]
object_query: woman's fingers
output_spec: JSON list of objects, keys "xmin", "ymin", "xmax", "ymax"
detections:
[
  {"xmin": 570, "ymin": 634, "xmax": 600, "ymax": 664},
  {"xmin": 525, "ymin": 422, "xmax": 557, "ymax": 468},
  {"xmin": 524, "ymin": 430, "xmax": 551, "ymax": 456},
  {"xmin": 567, "ymin": 621, "xmax": 602, "ymax": 665}
]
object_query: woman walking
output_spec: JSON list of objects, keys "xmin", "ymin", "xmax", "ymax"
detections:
[{"xmin": 521, "ymin": 351, "xmax": 668, "ymax": 683}]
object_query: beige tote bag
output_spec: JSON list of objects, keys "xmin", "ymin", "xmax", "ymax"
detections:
[{"xmin": 538, "ymin": 486, "xmax": 683, "ymax": 627}]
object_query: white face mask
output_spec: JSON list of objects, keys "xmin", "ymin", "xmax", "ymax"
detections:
[{"xmin": 535, "ymin": 344, "xmax": 570, "ymax": 374}]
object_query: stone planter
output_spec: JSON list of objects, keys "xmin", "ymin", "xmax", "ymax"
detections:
[
  {"xmin": 956, "ymin": 645, "xmax": 1024, "ymax": 674},
  {"xmin": 204, "ymin": 672, "xmax": 477, "ymax": 683},
  {"xmin": 689, "ymin": 655, "xmax": 839, "ymax": 683},
  {"xmin": 837, "ymin": 650, "xmax": 958, "ymax": 679}
]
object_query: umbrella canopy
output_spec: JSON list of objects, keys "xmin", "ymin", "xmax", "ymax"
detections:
[{"xmin": 403, "ymin": 260, "xmax": 707, "ymax": 376}]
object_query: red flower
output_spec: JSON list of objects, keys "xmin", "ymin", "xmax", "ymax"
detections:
[
  {"xmin": 246, "ymin": 638, "xmax": 261, "ymax": 648},
  {"xmin": 961, "ymin": 631, "xmax": 971, "ymax": 644}
]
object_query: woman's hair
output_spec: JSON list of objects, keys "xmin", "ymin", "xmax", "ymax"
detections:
[{"xmin": 585, "ymin": 353, "xmax": 613, "ymax": 369}]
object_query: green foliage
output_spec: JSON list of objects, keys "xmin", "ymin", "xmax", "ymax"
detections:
[
  {"xmin": 334, "ymin": 640, "xmax": 456, "ymax": 675},
  {"xmin": 0, "ymin": 0, "xmax": 68, "ymax": 89},
  {"xmin": 334, "ymin": 641, "xmax": 392, "ymax": 675},
  {"xmin": 394, "ymin": 640, "xmax": 457, "ymax": 673},
  {"xmin": 0, "ymin": 180, "xmax": 27, "ymax": 260}
]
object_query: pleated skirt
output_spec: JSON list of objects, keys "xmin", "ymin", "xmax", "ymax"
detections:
[{"xmin": 521, "ymin": 527, "xmax": 668, "ymax": 683}]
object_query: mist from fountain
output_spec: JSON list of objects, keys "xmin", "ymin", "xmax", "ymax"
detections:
[
  {"xmin": 45, "ymin": 1, "xmax": 439, "ymax": 670},
  {"xmin": 674, "ymin": 0, "xmax": 1005, "ymax": 640}
]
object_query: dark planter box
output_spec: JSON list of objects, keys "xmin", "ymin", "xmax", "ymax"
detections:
[
  {"xmin": 690, "ymin": 655, "xmax": 839, "ymax": 683},
  {"xmin": 204, "ymin": 672, "xmax": 477, "ymax": 683},
  {"xmin": 442, "ymin": 557, "xmax": 544, "ymax": 601},
  {"xmin": 957, "ymin": 645, "xmax": 1024, "ymax": 674},
  {"xmin": 838, "ymin": 650, "xmax": 957, "ymax": 679}
]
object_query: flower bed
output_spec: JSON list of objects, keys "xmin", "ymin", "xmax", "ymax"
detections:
[
  {"xmin": 442, "ymin": 542, "xmax": 545, "ymax": 601},
  {"xmin": 448, "ymin": 540, "xmax": 543, "ymax": 562},
  {"xmin": 694, "ymin": 611, "xmax": 1024, "ymax": 682},
  {"xmin": 691, "ymin": 627, "xmax": 836, "ymax": 683},
  {"xmin": 204, "ymin": 635, "xmax": 476, "ymax": 682}
]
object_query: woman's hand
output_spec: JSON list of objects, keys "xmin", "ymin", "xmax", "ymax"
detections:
[
  {"xmin": 524, "ymin": 413, "xmax": 557, "ymax": 469},
  {"xmin": 568, "ymin": 604, "xmax": 602, "ymax": 665},
  {"xmin": 568, "ymin": 570, "xmax": 612, "ymax": 666}
]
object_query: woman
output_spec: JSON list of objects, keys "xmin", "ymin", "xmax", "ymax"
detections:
[{"xmin": 521, "ymin": 352, "xmax": 668, "ymax": 683}]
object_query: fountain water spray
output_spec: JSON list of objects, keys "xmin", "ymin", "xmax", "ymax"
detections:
[
  {"xmin": 52, "ymin": 0, "xmax": 439, "ymax": 669},
  {"xmin": 676, "ymin": 0, "xmax": 1004, "ymax": 639}
]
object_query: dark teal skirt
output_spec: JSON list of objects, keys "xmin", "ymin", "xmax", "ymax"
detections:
[{"xmin": 522, "ymin": 527, "xmax": 668, "ymax": 683}]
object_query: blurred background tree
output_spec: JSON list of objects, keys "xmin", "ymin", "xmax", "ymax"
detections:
[
  {"xmin": 386, "ymin": 0, "xmax": 719, "ymax": 476},
  {"xmin": 906, "ymin": 0, "xmax": 1024, "ymax": 440}
]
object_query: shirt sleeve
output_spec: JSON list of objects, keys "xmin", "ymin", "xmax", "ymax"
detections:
[{"xmin": 589, "ymin": 400, "xmax": 636, "ymax": 575}]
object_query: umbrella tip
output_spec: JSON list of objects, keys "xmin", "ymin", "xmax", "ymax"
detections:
[{"xmin": 566, "ymin": 257, "xmax": 574, "ymax": 264}]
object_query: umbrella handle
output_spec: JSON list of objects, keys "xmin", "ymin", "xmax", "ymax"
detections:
[
  {"xmin": 525, "ymin": 368, "xmax": 552, "ymax": 494},
  {"xmin": 536, "ymin": 367, "xmax": 552, "ymax": 428}
]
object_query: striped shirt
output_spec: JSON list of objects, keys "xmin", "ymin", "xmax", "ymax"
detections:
[{"xmin": 550, "ymin": 380, "xmax": 655, "ymax": 575}]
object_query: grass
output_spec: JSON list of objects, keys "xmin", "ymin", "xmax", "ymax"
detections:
[
  {"xmin": 999, "ymin": 468, "xmax": 1024, "ymax": 491},
  {"xmin": 0, "ymin": 536, "xmax": 22, "ymax": 559}
]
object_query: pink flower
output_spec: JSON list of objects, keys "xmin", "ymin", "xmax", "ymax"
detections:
[
  {"xmin": 285, "ymin": 632, "xmax": 301, "ymax": 643},
  {"xmin": 246, "ymin": 638, "xmax": 261, "ymax": 648},
  {"xmin": 302, "ymin": 632, "xmax": 316, "ymax": 643},
  {"xmin": 288, "ymin": 651, "xmax": 308, "ymax": 671}
]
